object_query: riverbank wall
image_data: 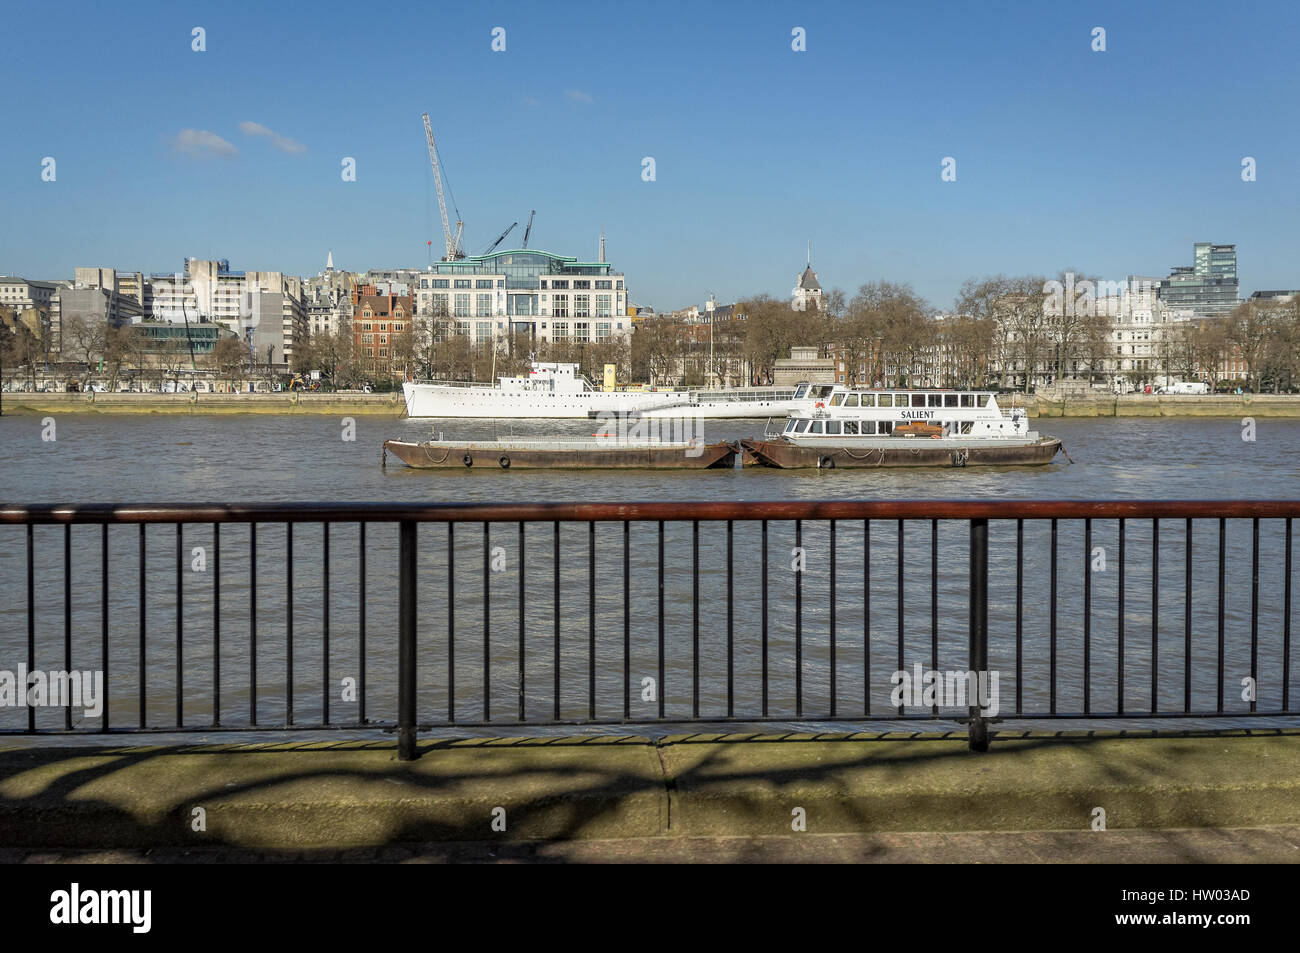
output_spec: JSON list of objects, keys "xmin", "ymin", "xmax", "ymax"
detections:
[
  {"xmin": 1030, "ymin": 394, "xmax": 1300, "ymax": 417},
  {"xmin": 0, "ymin": 392, "xmax": 406, "ymax": 415}
]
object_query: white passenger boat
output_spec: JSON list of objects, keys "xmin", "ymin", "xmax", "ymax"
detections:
[
  {"xmin": 741, "ymin": 383, "xmax": 1063, "ymax": 468},
  {"xmin": 402, "ymin": 362, "xmax": 800, "ymax": 419}
]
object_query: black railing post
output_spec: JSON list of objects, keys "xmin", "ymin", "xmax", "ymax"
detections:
[
  {"xmin": 968, "ymin": 517, "xmax": 990, "ymax": 752},
  {"xmin": 397, "ymin": 520, "xmax": 418, "ymax": 761}
]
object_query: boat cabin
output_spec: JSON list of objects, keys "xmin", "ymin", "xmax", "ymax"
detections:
[{"xmin": 783, "ymin": 384, "xmax": 1030, "ymax": 440}]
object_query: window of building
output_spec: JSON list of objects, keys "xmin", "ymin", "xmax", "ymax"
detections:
[
  {"xmin": 454, "ymin": 279, "xmax": 471, "ymax": 289},
  {"xmin": 475, "ymin": 279, "xmax": 493, "ymax": 289},
  {"xmin": 551, "ymin": 280, "xmax": 569, "ymax": 290},
  {"xmin": 362, "ymin": 334, "xmax": 373, "ymax": 344},
  {"xmin": 552, "ymin": 321, "xmax": 569, "ymax": 340},
  {"xmin": 475, "ymin": 321, "xmax": 491, "ymax": 343},
  {"xmin": 574, "ymin": 295, "xmax": 590, "ymax": 318},
  {"xmin": 575, "ymin": 322, "xmax": 589, "ymax": 343},
  {"xmin": 596, "ymin": 294, "xmax": 612, "ymax": 317},
  {"xmin": 616, "ymin": 280, "xmax": 623, "ymax": 290},
  {"xmin": 476, "ymin": 293, "xmax": 491, "ymax": 316},
  {"xmin": 596, "ymin": 280, "xmax": 612, "ymax": 290},
  {"xmin": 454, "ymin": 293, "xmax": 470, "ymax": 317},
  {"xmin": 553, "ymin": 294, "xmax": 569, "ymax": 318},
  {"xmin": 433, "ymin": 279, "xmax": 449, "ymax": 289},
  {"xmin": 596, "ymin": 322, "xmax": 611, "ymax": 341},
  {"xmin": 573, "ymin": 280, "xmax": 591, "ymax": 290}
]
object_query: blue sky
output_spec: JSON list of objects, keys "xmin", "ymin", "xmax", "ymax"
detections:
[{"xmin": 3, "ymin": 0, "xmax": 1298, "ymax": 311}]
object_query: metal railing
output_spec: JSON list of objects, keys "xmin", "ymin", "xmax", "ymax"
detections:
[{"xmin": 0, "ymin": 501, "xmax": 1296, "ymax": 758}]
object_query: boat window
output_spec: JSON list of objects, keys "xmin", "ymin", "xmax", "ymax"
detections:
[
  {"xmin": 960, "ymin": 394, "xmax": 974, "ymax": 407},
  {"xmin": 910, "ymin": 394, "xmax": 925, "ymax": 408},
  {"xmin": 830, "ymin": 394, "xmax": 845, "ymax": 406},
  {"xmin": 843, "ymin": 394, "xmax": 859, "ymax": 407},
  {"xmin": 826, "ymin": 420, "xmax": 842, "ymax": 435},
  {"xmin": 784, "ymin": 419, "xmax": 797, "ymax": 433},
  {"xmin": 961, "ymin": 422, "xmax": 974, "ymax": 434},
  {"xmin": 878, "ymin": 421, "xmax": 892, "ymax": 435},
  {"xmin": 860, "ymin": 393, "xmax": 875, "ymax": 407},
  {"xmin": 794, "ymin": 383, "xmax": 808, "ymax": 399},
  {"xmin": 844, "ymin": 420, "xmax": 858, "ymax": 435},
  {"xmin": 927, "ymin": 394, "xmax": 942, "ymax": 407},
  {"xmin": 877, "ymin": 394, "xmax": 893, "ymax": 407},
  {"xmin": 794, "ymin": 419, "xmax": 810, "ymax": 433},
  {"xmin": 809, "ymin": 420, "xmax": 824, "ymax": 434},
  {"xmin": 944, "ymin": 394, "xmax": 959, "ymax": 407}
]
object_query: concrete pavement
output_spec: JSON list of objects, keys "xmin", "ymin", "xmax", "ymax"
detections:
[{"xmin": 1, "ymin": 730, "xmax": 1297, "ymax": 857}]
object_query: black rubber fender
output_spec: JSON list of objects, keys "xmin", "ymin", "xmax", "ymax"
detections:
[
  {"xmin": 462, "ymin": 453, "xmax": 473, "ymax": 467},
  {"xmin": 499, "ymin": 455, "xmax": 510, "ymax": 469},
  {"xmin": 819, "ymin": 455, "xmax": 835, "ymax": 469}
]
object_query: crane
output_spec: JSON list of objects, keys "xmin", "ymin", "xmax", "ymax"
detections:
[
  {"xmin": 484, "ymin": 222, "xmax": 517, "ymax": 255},
  {"xmin": 422, "ymin": 112, "xmax": 464, "ymax": 260},
  {"xmin": 522, "ymin": 210, "xmax": 535, "ymax": 248}
]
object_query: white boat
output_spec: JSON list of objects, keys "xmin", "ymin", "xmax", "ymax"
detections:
[
  {"xmin": 402, "ymin": 362, "xmax": 800, "ymax": 419},
  {"xmin": 742, "ymin": 383, "xmax": 1063, "ymax": 468}
]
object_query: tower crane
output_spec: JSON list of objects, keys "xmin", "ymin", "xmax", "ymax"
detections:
[
  {"xmin": 484, "ymin": 222, "xmax": 517, "ymax": 255},
  {"xmin": 422, "ymin": 112, "xmax": 465, "ymax": 260},
  {"xmin": 522, "ymin": 210, "xmax": 535, "ymax": 248}
]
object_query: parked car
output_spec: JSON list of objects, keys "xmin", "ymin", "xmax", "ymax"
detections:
[{"xmin": 85, "ymin": 382, "xmax": 108, "ymax": 393}]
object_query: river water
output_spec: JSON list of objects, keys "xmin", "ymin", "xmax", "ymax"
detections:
[{"xmin": 0, "ymin": 414, "xmax": 1297, "ymax": 736}]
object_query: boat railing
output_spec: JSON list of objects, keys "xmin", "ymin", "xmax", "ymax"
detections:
[{"xmin": 409, "ymin": 378, "xmax": 496, "ymax": 388}]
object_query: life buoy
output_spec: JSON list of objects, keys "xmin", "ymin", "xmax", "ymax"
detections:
[
  {"xmin": 819, "ymin": 455, "xmax": 835, "ymax": 469},
  {"xmin": 462, "ymin": 453, "xmax": 473, "ymax": 467},
  {"xmin": 815, "ymin": 401, "xmax": 825, "ymax": 409},
  {"xmin": 499, "ymin": 455, "xmax": 511, "ymax": 469}
]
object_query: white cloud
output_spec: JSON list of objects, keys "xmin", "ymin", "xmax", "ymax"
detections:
[
  {"xmin": 239, "ymin": 121, "xmax": 307, "ymax": 155},
  {"xmin": 172, "ymin": 128, "xmax": 238, "ymax": 158},
  {"xmin": 566, "ymin": 89, "xmax": 594, "ymax": 103}
]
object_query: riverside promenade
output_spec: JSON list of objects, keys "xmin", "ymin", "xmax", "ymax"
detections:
[{"xmin": 2, "ymin": 731, "xmax": 1299, "ymax": 861}]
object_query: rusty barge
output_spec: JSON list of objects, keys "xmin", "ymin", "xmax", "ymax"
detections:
[
  {"xmin": 382, "ymin": 438, "xmax": 737, "ymax": 470},
  {"xmin": 741, "ymin": 435, "xmax": 1063, "ymax": 468}
]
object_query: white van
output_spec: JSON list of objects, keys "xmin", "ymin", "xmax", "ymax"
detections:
[{"xmin": 1164, "ymin": 381, "xmax": 1210, "ymax": 395}]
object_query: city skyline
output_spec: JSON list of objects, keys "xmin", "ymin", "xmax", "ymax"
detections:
[{"xmin": 3, "ymin": 0, "xmax": 1299, "ymax": 310}]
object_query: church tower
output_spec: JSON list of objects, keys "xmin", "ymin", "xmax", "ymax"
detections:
[{"xmin": 792, "ymin": 242, "xmax": 823, "ymax": 311}]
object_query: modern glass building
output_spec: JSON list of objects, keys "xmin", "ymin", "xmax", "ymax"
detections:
[
  {"xmin": 414, "ymin": 249, "xmax": 630, "ymax": 345},
  {"xmin": 133, "ymin": 321, "xmax": 240, "ymax": 355},
  {"xmin": 1157, "ymin": 242, "xmax": 1239, "ymax": 319}
]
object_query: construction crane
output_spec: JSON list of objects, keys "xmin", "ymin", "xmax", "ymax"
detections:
[
  {"xmin": 484, "ymin": 222, "xmax": 517, "ymax": 255},
  {"xmin": 422, "ymin": 112, "xmax": 464, "ymax": 260},
  {"xmin": 522, "ymin": 210, "xmax": 535, "ymax": 248}
]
